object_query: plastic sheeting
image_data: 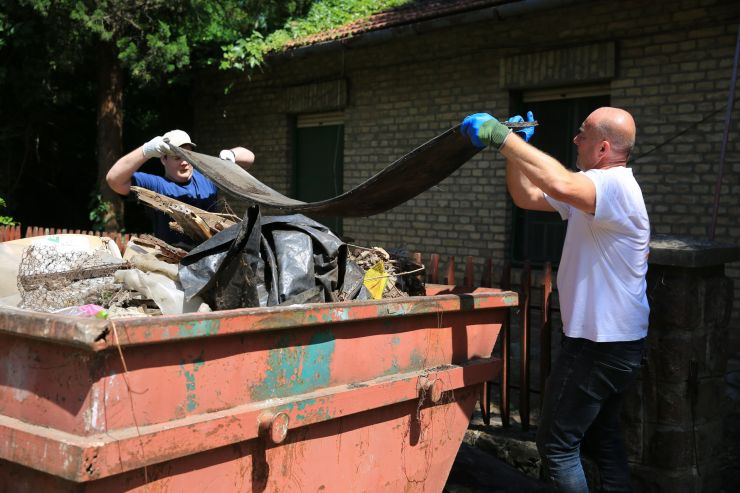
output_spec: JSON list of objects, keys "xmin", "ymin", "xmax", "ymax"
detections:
[
  {"xmin": 171, "ymin": 125, "xmax": 481, "ymax": 217},
  {"xmin": 114, "ymin": 269, "xmax": 207, "ymax": 315},
  {"xmin": 179, "ymin": 206, "xmax": 346, "ymax": 310}
]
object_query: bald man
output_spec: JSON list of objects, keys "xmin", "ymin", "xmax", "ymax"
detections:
[{"xmin": 462, "ymin": 108, "xmax": 649, "ymax": 493}]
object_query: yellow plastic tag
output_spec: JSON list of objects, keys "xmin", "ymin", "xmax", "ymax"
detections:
[{"xmin": 363, "ymin": 261, "xmax": 387, "ymax": 300}]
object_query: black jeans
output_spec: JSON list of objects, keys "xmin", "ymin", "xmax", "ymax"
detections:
[{"xmin": 536, "ymin": 336, "xmax": 645, "ymax": 493}]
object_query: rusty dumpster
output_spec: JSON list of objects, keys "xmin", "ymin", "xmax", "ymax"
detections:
[{"xmin": 0, "ymin": 284, "xmax": 516, "ymax": 492}]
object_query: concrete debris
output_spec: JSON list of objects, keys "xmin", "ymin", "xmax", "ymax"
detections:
[{"xmin": 17, "ymin": 243, "xmax": 127, "ymax": 312}]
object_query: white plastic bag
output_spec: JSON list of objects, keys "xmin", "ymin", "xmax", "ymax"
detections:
[{"xmin": 114, "ymin": 269, "xmax": 207, "ymax": 315}]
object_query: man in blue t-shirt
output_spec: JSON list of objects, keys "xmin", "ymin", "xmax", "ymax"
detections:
[{"xmin": 107, "ymin": 129, "xmax": 254, "ymax": 248}]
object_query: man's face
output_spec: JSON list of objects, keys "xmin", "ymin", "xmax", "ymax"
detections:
[
  {"xmin": 161, "ymin": 145, "xmax": 194, "ymax": 183},
  {"xmin": 572, "ymin": 117, "xmax": 604, "ymax": 171}
]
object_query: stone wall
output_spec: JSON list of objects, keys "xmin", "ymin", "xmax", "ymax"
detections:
[
  {"xmin": 191, "ymin": 0, "xmax": 740, "ymax": 344},
  {"xmin": 622, "ymin": 237, "xmax": 738, "ymax": 492}
]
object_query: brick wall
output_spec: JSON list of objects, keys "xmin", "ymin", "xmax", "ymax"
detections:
[{"xmin": 192, "ymin": 0, "xmax": 740, "ymax": 345}]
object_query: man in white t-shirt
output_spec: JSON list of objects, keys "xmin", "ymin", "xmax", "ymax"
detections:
[{"xmin": 462, "ymin": 107, "xmax": 649, "ymax": 493}]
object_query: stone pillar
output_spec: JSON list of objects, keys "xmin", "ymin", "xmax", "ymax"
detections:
[{"xmin": 622, "ymin": 235, "xmax": 739, "ymax": 492}]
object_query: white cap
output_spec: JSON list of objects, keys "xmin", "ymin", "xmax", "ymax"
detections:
[{"xmin": 163, "ymin": 129, "xmax": 196, "ymax": 148}]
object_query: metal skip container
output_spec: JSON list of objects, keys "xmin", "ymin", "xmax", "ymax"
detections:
[{"xmin": 0, "ymin": 285, "xmax": 516, "ymax": 492}]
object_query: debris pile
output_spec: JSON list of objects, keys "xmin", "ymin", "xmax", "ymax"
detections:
[
  {"xmin": 341, "ymin": 246, "xmax": 425, "ymax": 301},
  {"xmin": 17, "ymin": 241, "xmax": 126, "ymax": 312},
  {"xmin": 1, "ymin": 192, "xmax": 426, "ymax": 318},
  {"xmin": 131, "ymin": 186, "xmax": 238, "ymax": 243}
]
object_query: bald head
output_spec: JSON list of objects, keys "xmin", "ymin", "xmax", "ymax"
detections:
[{"xmin": 590, "ymin": 107, "xmax": 636, "ymax": 158}]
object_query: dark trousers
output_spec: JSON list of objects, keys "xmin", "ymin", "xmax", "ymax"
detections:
[{"xmin": 536, "ymin": 335, "xmax": 645, "ymax": 493}]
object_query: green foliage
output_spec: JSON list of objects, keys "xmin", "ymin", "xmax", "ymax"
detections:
[
  {"xmin": 0, "ymin": 197, "xmax": 16, "ymax": 226},
  {"xmin": 0, "ymin": 0, "xmax": 415, "ymax": 230},
  {"xmin": 88, "ymin": 194, "xmax": 114, "ymax": 232},
  {"xmin": 11, "ymin": 0, "xmax": 257, "ymax": 86},
  {"xmin": 221, "ymin": 0, "xmax": 413, "ymax": 71}
]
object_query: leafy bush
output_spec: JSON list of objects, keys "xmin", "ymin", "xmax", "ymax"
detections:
[
  {"xmin": 0, "ymin": 197, "xmax": 16, "ymax": 226},
  {"xmin": 88, "ymin": 194, "xmax": 113, "ymax": 232}
]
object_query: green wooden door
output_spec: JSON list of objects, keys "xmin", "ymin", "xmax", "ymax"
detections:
[{"xmin": 294, "ymin": 115, "xmax": 344, "ymax": 235}]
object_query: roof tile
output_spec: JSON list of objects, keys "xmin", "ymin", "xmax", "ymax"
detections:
[{"xmin": 283, "ymin": 0, "xmax": 511, "ymax": 49}]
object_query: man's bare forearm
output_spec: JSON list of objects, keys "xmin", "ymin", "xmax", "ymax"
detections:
[
  {"xmin": 231, "ymin": 147, "xmax": 255, "ymax": 170},
  {"xmin": 106, "ymin": 146, "xmax": 147, "ymax": 195},
  {"xmin": 501, "ymin": 136, "xmax": 595, "ymax": 213}
]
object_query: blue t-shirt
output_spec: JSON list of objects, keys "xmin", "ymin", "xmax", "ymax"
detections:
[{"xmin": 131, "ymin": 169, "xmax": 218, "ymax": 247}]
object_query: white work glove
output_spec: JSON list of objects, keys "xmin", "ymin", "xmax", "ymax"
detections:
[
  {"xmin": 219, "ymin": 149, "xmax": 236, "ymax": 163},
  {"xmin": 142, "ymin": 136, "xmax": 170, "ymax": 158}
]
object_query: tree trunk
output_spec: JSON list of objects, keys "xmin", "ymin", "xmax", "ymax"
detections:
[{"xmin": 96, "ymin": 41, "xmax": 124, "ymax": 232}]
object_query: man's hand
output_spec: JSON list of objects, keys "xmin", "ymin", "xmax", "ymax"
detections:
[
  {"xmin": 461, "ymin": 113, "xmax": 511, "ymax": 149},
  {"xmin": 461, "ymin": 113, "xmax": 493, "ymax": 148},
  {"xmin": 142, "ymin": 136, "xmax": 170, "ymax": 158},
  {"xmin": 219, "ymin": 149, "xmax": 236, "ymax": 163},
  {"xmin": 508, "ymin": 111, "xmax": 536, "ymax": 143}
]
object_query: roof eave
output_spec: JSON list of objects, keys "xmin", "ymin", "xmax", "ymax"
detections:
[{"xmin": 270, "ymin": 0, "xmax": 585, "ymax": 60}]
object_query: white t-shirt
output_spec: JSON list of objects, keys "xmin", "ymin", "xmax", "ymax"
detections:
[{"xmin": 545, "ymin": 166, "xmax": 650, "ymax": 342}]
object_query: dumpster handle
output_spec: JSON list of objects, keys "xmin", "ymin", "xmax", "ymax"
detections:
[
  {"xmin": 419, "ymin": 376, "xmax": 444, "ymax": 404},
  {"xmin": 258, "ymin": 411, "xmax": 290, "ymax": 444}
]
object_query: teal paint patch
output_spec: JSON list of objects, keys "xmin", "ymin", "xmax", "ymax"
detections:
[
  {"xmin": 332, "ymin": 308, "xmax": 350, "ymax": 321},
  {"xmin": 180, "ymin": 351, "xmax": 205, "ymax": 412},
  {"xmin": 177, "ymin": 320, "xmax": 220, "ymax": 338},
  {"xmin": 282, "ymin": 402, "xmax": 295, "ymax": 412},
  {"xmin": 385, "ymin": 304, "xmax": 411, "ymax": 316},
  {"xmin": 382, "ymin": 356, "xmax": 400, "ymax": 376},
  {"xmin": 390, "ymin": 336, "xmax": 400, "ymax": 346},
  {"xmin": 252, "ymin": 330, "xmax": 336, "ymax": 401},
  {"xmin": 296, "ymin": 406, "xmax": 329, "ymax": 422},
  {"xmin": 297, "ymin": 399, "xmax": 316, "ymax": 411},
  {"xmin": 277, "ymin": 398, "xmax": 329, "ymax": 422},
  {"xmin": 409, "ymin": 349, "xmax": 425, "ymax": 370}
]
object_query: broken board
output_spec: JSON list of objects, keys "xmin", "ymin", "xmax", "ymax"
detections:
[{"xmin": 170, "ymin": 124, "xmax": 481, "ymax": 217}]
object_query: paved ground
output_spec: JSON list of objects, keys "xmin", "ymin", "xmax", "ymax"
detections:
[
  {"xmin": 443, "ymin": 404, "xmax": 548, "ymax": 493},
  {"xmin": 444, "ymin": 442, "xmax": 547, "ymax": 493}
]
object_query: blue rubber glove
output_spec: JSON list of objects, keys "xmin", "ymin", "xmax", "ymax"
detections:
[
  {"xmin": 461, "ymin": 113, "xmax": 494, "ymax": 148},
  {"xmin": 507, "ymin": 111, "xmax": 535, "ymax": 142},
  {"xmin": 461, "ymin": 113, "xmax": 512, "ymax": 149}
]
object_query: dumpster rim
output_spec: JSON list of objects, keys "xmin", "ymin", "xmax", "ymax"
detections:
[{"xmin": 0, "ymin": 285, "xmax": 517, "ymax": 351}]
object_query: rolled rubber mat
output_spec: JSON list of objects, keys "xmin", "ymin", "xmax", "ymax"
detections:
[{"xmin": 171, "ymin": 124, "xmax": 481, "ymax": 217}]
